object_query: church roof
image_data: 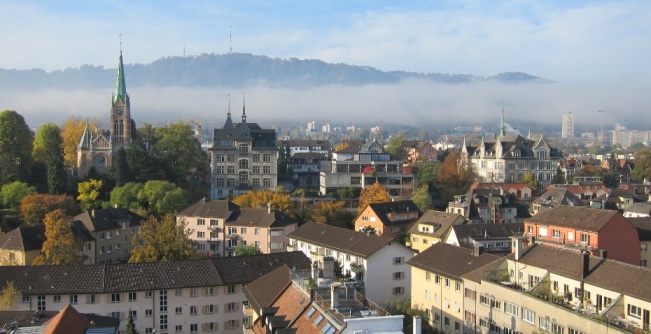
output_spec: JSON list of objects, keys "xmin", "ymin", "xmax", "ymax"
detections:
[
  {"xmin": 77, "ymin": 124, "xmax": 92, "ymax": 149},
  {"xmin": 112, "ymin": 51, "xmax": 127, "ymax": 104}
]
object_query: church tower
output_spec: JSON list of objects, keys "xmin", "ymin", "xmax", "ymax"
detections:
[{"xmin": 110, "ymin": 48, "xmax": 131, "ymax": 148}]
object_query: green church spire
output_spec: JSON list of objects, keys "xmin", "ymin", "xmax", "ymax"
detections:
[{"xmin": 113, "ymin": 46, "xmax": 127, "ymax": 104}]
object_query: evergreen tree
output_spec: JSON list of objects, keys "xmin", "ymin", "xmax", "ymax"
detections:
[
  {"xmin": 552, "ymin": 166, "xmax": 567, "ymax": 184},
  {"xmin": 411, "ymin": 185, "xmax": 432, "ymax": 212},
  {"xmin": 0, "ymin": 110, "xmax": 33, "ymax": 184},
  {"xmin": 114, "ymin": 147, "xmax": 132, "ymax": 187},
  {"xmin": 125, "ymin": 308, "xmax": 137, "ymax": 334}
]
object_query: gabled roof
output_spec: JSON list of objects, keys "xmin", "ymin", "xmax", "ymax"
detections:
[
  {"xmin": 44, "ymin": 304, "xmax": 91, "ymax": 334},
  {"xmin": 77, "ymin": 124, "xmax": 92, "ymax": 149},
  {"xmin": 625, "ymin": 203, "xmax": 651, "ymax": 216},
  {"xmin": 407, "ymin": 210, "xmax": 465, "ymax": 238},
  {"xmin": 74, "ymin": 208, "xmax": 146, "ymax": 233},
  {"xmin": 450, "ymin": 223, "xmax": 525, "ymax": 249},
  {"xmin": 526, "ymin": 206, "xmax": 621, "ymax": 232},
  {"xmin": 242, "ymin": 265, "xmax": 292, "ymax": 315},
  {"xmin": 0, "ymin": 252, "xmax": 311, "ymax": 295},
  {"xmin": 0, "ymin": 224, "xmax": 94, "ymax": 252},
  {"xmin": 532, "ymin": 187, "xmax": 586, "ymax": 208},
  {"xmin": 177, "ymin": 199, "xmax": 239, "ymax": 219},
  {"xmin": 227, "ymin": 208, "xmax": 297, "ymax": 228},
  {"xmin": 627, "ymin": 217, "xmax": 651, "ymax": 241},
  {"xmin": 287, "ymin": 222, "xmax": 394, "ymax": 258},
  {"xmin": 407, "ymin": 243, "xmax": 500, "ymax": 280},
  {"xmin": 361, "ymin": 200, "xmax": 421, "ymax": 226},
  {"xmin": 0, "ymin": 309, "xmax": 119, "ymax": 332}
]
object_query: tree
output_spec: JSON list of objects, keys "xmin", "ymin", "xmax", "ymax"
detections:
[
  {"xmin": 333, "ymin": 141, "xmax": 351, "ymax": 152},
  {"xmin": 60, "ymin": 117, "xmax": 100, "ymax": 168},
  {"xmin": 125, "ymin": 308, "xmax": 138, "ymax": 334},
  {"xmin": 77, "ymin": 179, "xmax": 103, "ymax": 211},
  {"xmin": 358, "ymin": 183, "xmax": 390, "ymax": 214},
  {"xmin": 20, "ymin": 194, "xmax": 79, "ymax": 226},
  {"xmin": 234, "ymin": 244, "xmax": 262, "ymax": 256},
  {"xmin": 32, "ymin": 209, "xmax": 85, "ymax": 265},
  {"xmin": 114, "ymin": 147, "xmax": 132, "ymax": 187},
  {"xmin": 385, "ymin": 135, "xmax": 407, "ymax": 161},
  {"xmin": 522, "ymin": 172, "xmax": 538, "ymax": 189},
  {"xmin": 129, "ymin": 215, "xmax": 200, "ymax": 263},
  {"xmin": 0, "ymin": 281, "xmax": 21, "ymax": 311},
  {"xmin": 310, "ymin": 201, "xmax": 356, "ymax": 229},
  {"xmin": 0, "ymin": 181, "xmax": 36, "ymax": 211},
  {"xmin": 412, "ymin": 160, "xmax": 440, "ymax": 188},
  {"xmin": 110, "ymin": 182, "xmax": 145, "ymax": 211},
  {"xmin": 33, "ymin": 123, "xmax": 66, "ymax": 194},
  {"xmin": 136, "ymin": 180, "xmax": 189, "ymax": 217},
  {"xmin": 383, "ymin": 298, "xmax": 439, "ymax": 334},
  {"xmin": 232, "ymin": 190, "xmax": 292, "ymax": 215},
  {"xmin": 632, "ymin": 147, "xmax": 651, "ymax": 182},
  {"xmin": 153, "ymin": 122, "xmax": 206, "ymax": 184},
  {"xmin": 552, "ymin": 166, "xmax": 566, "ymax": 184},
  {"xmin": 0, "ymin": 110, "xmax": 33, "ymax": 184},
  {"xmin": 437, "ymin": 151, "xmax": 475, "ymax": 189},
  {"xmin": 411, "ymin": 185, "xmax": 432, "ymax": 212},
  {"xmin": 125, "ymin": 142, "xmax": 166, "ymax": 183}
]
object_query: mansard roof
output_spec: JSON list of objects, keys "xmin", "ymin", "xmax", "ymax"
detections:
[
  {"xmin": 0, "ymin": 252, "xmax": 310, "ymax": 295},
  {"xmin": 471, "ymin": 134, "xmax": 562, "ymax": 159}
]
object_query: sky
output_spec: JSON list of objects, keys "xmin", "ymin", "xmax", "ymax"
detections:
[{"xmin": 2, "ymin": 0, "xmax": 651, "ymax": 131}]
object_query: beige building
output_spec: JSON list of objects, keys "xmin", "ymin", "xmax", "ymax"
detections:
[
  {"xmin": 177, "ymin": 199, "xmax": 298, "ymax": 257},
  {"xmin": 354, "ymin": 200, "xmax": 421, "ymax": 239},
  {"xmin": 407, "ymin": 210, "xmax": 466, "ymax": 253}
]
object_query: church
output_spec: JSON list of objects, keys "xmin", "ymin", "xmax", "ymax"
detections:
[{"xmin": 76, "ymin": 50, "xmax": 132, "ymax": 178}]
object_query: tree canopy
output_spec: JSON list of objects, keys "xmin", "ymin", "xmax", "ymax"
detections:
[
  {"xmin": 60, "ymin": 117, "xmax": 100, "ymax": 168},
  {"xmin": 385, "ymin": 135, "xmax": 407, "ymax": 161},
  {"xmin": 632, "ymin": 147, "xmax": 651, "ymax": 182},
  {"xmin": 32, "ymin": 209, "xmax": 85, "ymax": 265},
  {"xmin": 358, "ymin": 183, "xmax": 390, "ymax": 214},
  {"xmin": 0, "ymin": 181, "xmax": 36, "ymax": 212},
  {"xmin": 33, "ymin": 123, "xmax": 66, "ymax": 194},
  {"xmin": 0, "ymin": 110, "xmax": 33, "ymax": 184},
  {"xmin": 232, "ymin": 190, "xmax": 292, "ymax": 215},
  {"xmin": 129, "ymin": 215, "xmax": 200, "ymax": 263},
  {"xmin": 411, "ymin": 185, "xmax": 432, "ymax": 212},
  {"xmin": 20, "ymin": 194, "xmax": 79, "ymax": 226},
  {"xmin": 0, "ymin": 281, "xmax": 21, "ymax": 311},
  {"xmin": 77, "ymin": 179, "xmax": 103, "ymax": 211},
  {"xmin": 234, "ymin": 244, "xmax": 262, "ymax": 256},
  {"xmin": 310, "ymin": 201, "xmax": 355, "ymax": 229}
]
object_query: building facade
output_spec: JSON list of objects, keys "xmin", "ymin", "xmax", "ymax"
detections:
[
  {"xmin": 562, "ymin": 112, "xmax": 575, "ymax": 139},
  {"xmin": 77, "ymin": 50, "xmax": 132, "ymax": 178},
  {"xmin": 210, "ymin": 105, "xmax": 278, "ymax": 199},
  {"xmin": 353, "ymin": 200, "xmax": 421, "ymax": 239}
]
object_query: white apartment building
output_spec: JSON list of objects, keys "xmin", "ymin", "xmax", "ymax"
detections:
[
  {"xmin": 562, "ymin": 112, "xmax": 575, "ymax": 138},
  {"xmin": 0, "ymin": 252, "xmax": 310, "ymax": 334}
]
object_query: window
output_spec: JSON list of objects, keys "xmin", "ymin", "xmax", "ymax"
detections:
[
  {"xmin": 69, "ymin": 294, "xmax": 78, "ymax": 304},
  {"xmin": 197, "ymin": 219, "xmax": 205, "ymax": 226},
  {"xmin": 455, "ymin": 321, "xmax": 461, "ymax": 332},
  {"xmin": 444, "ymin": 317, "xmax": 450, "ymax": 327},
  {"xmin": 628, "ymin": 304, "xmax": 642, "ymax": 318},
  {"xmin": 203, "ymin": 322, "xmax": 217, "ymax": 332},
  {"xmin": 226, "ymin": 320, "xmax": 238, "ymax": 329},
  {"xmin": 227, "ymin": 285, "xmax": 236, "ymax": 294},
  {"xmin": 271, "ymin": 242, "xmax": 284, "ymax": 249},
  {"xmin": 204, "ymin": 304, "xmax": 216, "ymax": 314},
  {"xmin": 263, "ymin": 178, "xmax": 271, "ymax": 187},
  {"xmin": 190, "ymin": 288, "xmax": 198, "ymax": 297},
  {"xmin": 522, "ymin": 308, "xmax": 535, "ymax": 324},
  {"xmin": 435, "ymin": 275, "xmax": 440, "ymax": 284},
  {"xmin": 175, "ymin": 306, "xmax": 182, "ymax": 314},
  {"xmin": 580, "ymin": 233, "xmax": 590, "ymax": 244},
  {"xmin": 129, "ymin": 292, "xmax": 137, "ymax": 301},
  {"xmin": 568, "ymin": 328, "xmax": 585, "ymax": 334},
  {"xmin": 160, "ymin": 290, "xmax": 168, "ymax": 312},
  {"xmin": 205, "ymin": 286, "xmax": 215, "ymax": 296},
  {"xmin": 175, "ymin": 325, "xmax": 183, "ymax": 332},
  {"xmin": 253, "ymin": 166, "xmax": 260, "ymax": 174},
  {"xmin": 210, "ymin": 219, "xmax": 218, "ymax": 227},
  {"xmin": 504, "ymin": 302, "xmax": 518, "ymax": 316},
  {"xmin": 145, "ymin": 329, "xmax": 153, "ymax": 334},
  {"xmin": 87, "ymin": 294, "xmax": 96, "ymax": 304},
  {"xmin": 425, "ymin": 271, "xmax": 431, "ymax": 281},
  {"xmin": 314, "ymin": 315, "xmax": 324, "ymax": 325},
  {"xmin": 263, "ymin": 166, "xmax": 271, "ymax": 174},
  {"xmin": 393, "ymin": 287, "xmax": 404, "ymax": 295},
  {"xmin": 464, "ymin": 288, "xmax": 476, "ymax": 300},
  {"xmin": 642, "ymin": 244, "xmax": 648, "ymax": 252},
  {"xmin": 551, "ymin": 323, "xmax": 565, "ymax": 334},
  {"xmin": 393, "ymin": 272, "xmax": 404, "ymax": 280},
  {"xmin": 394, "ymin": 257, "xmax": 404, "ymax": 265},
  {"xmin": 130, "ymin": 310, "xmax": 137, "ymax": 320},
  {"xmin": 145, "ymin": 290, "xmax": 153, "ymax": 298},
  {"xmin": 479, "ymin": 318, "xmax": 488, "ymax": 328},
  {"xmin": 111, "ymin": 312, "xmax": 121, "ymax": 320},
  {"xmin": 175, "ymin": 289, "xmax": 183, "ymax": 296},
  {"xmin": 160, "ymin": 315, "xmax": 168, "ymax": 330},
  {"xmin": 307, "ymin": 307, "xmax": 316, "ymax": 318},
  {"xmin": 190, "ymin": 306, "xmax": 198, "ymax": 315},
  {"xmin": 455, "ymin": 281, "xmax": 461, "ymax": 292},
  {"xmin": 240, "ymin": 227, "xmax": 247, "ymax": 234},
  {"xmin": 271, "ymin": 229, "xmax": 284, "ymax": 236},
  {"xmin": 444, "ymin": 278, "xmax": 450, "ymax": 288},
  {"xmin": 190, "ymin": 324, "xmax": 198, "ymax": 332},
  {"xmin": 227, "ymin": 166, "xmax": 235, "ymax": 174},
  {"xmin": 86, "ymin": 243, "xmax": 92, "ymax": 252},
  {"xmin": 552, "ymin": 229, "xmax": 560, "ymax": 238},
  {"xmin": 145, "ymin": 309, "xmax": 153, "ymax": 317},
  {"xmin": 197, "ymin": 231, "xmax": 205, "ymax": 238},
  {"xmin": 37, "ymin": 295, "xmax": 46, "ymax": 311},
  {"xmin": 54, "ymin": 295, "xmax": 61, "ymax": 303},
  {"xmin": 263, "ymin": 154, "xmax": 271, "ymax": 162},
  {"xmin": 111, "ymin": 293, "xmax": 121, "ymax": 303},
  {"xmin": 227, "ymin": 302, "xmax": 237, "ymax": 311},
  {"xmin": 539, "ymin": 317, "xmax": 551, "ymax": 331}
]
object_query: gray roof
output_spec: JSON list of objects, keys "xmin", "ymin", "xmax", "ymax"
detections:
[
  {"xmin": 0, "ymin": 224, "xmax": 95, "ymax": 252},
  {"xmin": 227, "ymin": 208, "xmax": 297, "ymax": 228},
  {"xmin": 287, "ymin": 222, "xmax": 394, "ymax": 259},
  {"xmin": 450, "ymin": 223, "xmax": 525, "ymax": 249},
  {"xmin": 407, "ymin": 210, "xmax": 465, "ymax": 238},
  {"xmin": 527, "ymin": 206, "xmax": 621, "ymax": 232},
  {"xmin": 533, "ymin": 187, "xmax": 587, "ymax": 208},
  {"xmin": 177, "ymin": 199, "xmax": 239, "ymax": 219},
  {"xmin": 242, "ymin": 265, "xmax": 291, "ymax": 314},
  {"xmin": 625, "ymin": 203, "xmax": 651, "ymax": 216},
  {"xmin": 0, "ymin": 252, "xmax": 310, "ymax": 295},
  {"xmin": 74, "ymin": 208, "xmax": 146, "ymax": 233},
  {"xmin": 361, "ymin": 200, "xmax": 421, "ymax": 227},
  {"xmin": 407, "ymin": 243, "xmax": 501, "ymax": 280}
]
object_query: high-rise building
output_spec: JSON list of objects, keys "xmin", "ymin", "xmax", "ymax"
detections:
[
  {"xmin": 561, "ymin": 112, "xmax": 574, "ymax": 138},
  {"xmin": 77, "ymin": 49, "xmax": 132, "ymax": 178}
]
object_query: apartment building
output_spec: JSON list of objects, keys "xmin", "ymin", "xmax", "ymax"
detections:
[
  {"xmin": 354, "ymin": 200, "xmax": 421, "ymax": 239},
  {"xmin": 628, "ymin": 217, "xmax": 651, "ymax": 267},
  {"xmin": 0, "ymin": 252, "xmax": 310, "ymax": 334},
  {"xmin": 177, "ymin": 199, "xmax": 297, "ymax": 257},
  {"xmin": 277, "ymin": 139, "xmax": 330, "ymax": 157},
  {"xmin": 531, "ymin": 187, "xmax": 587, "ymax": 214},
  {"xmin": 407, "ymin": 210, "xmax": 466, "ymax": 253},
  {"xmin": 287, "ymin": 222, "xmax": 414, "ymax": 304},
  {"xmin": 447, "ymin": 189, "xmax": 531, "ymax": 224},
  {"xmin": 445, "ymin": 223, "xmax": 525, "ymax": 255}
]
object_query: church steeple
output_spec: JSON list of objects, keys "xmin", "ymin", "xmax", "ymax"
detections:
[
  {"xmin": 113, "ymin": 46, "xmax": 127, "ymax": 104},
  {"xmin": 223, "ymin": 94, "xmax": 233, "ymax": 129},
  {"xmin": 241, "ymin": 94, "xmax": 247, "ymax": 123}
]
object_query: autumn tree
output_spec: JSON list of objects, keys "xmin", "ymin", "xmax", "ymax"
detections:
[
  {"xmin": 20, "ymin": 194, "xmax": 79, "ymax": 226},
  {"xmin": 235, "ymin": 244, "xmax": 262, "ymax": 256},
  {"xmin": 437, "ymin": 151, "xmax": 475, "ymax": 189},
  {"xmin": 33, "ymin": 123, "xmax": 66, "ymax": 194},
  {"xmin": 358, "ymin": 183, "xmax": 390, "ymax": 214},
  {"xmin": 232, "ymin": 190, "xmax": 292, "ymax": 215},
  {"xmin": 129, "ymin": 215, "xmax": 200, "ymax": 263},
  {"xmin": 0, "ymin": 110, "xmax": 33, "ymax": 184},
  {"xmin": 78, "ymin": 179, "xmax": 103, "ymax": 211},
  {"xmin": 333, "ymin": 141, "xmax": 351, "ymax": 151},
  {"xmin": 32, "ymin": 209, "xmax": 85, "ymax": 265},
  {"xmin": 60, "ymin": 117, "xmax": 100, "ymax": 168},
  {"xmin": 632, "ymin": 147, "xmax": 651, "ymax": 182},
  {"xmin": 110, "ymin": 182, "xmax": 145, "ymax": 211},
  {"xmin": 0, "ymin": 181, "xmax": 36, "ymax": 211},
  {"xmin": 522, "ymin": 172, "xmax": 538, "ymax": 189},
  {"xmin": 310, "ymin": 200, "xmax": 355, "ymax": 229},
  {"xmin": 0, "ymin": 281, "xmax": 21, "ymax": 311}
]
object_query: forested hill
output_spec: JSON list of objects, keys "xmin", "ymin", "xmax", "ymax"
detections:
[{"xmin": 0, "ymin": 53, "xmax": 550, "ymax": 90}]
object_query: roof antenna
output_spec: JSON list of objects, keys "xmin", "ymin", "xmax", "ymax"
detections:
[
  {"xmin": 227, "ymin": 93, "xmax": 231, "ymax": 116},
  {"xmin": 119, "ymin": 33, "xmax": 122, "ymax": 52},
  {"xmin": 229, "ymin": 17, "xmax": 233, "ymax": 54}
]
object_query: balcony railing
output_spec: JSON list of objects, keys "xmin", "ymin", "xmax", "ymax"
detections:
[{"xmin": 226, "ymin": 233, "xmax": 238, "ymax": 239}]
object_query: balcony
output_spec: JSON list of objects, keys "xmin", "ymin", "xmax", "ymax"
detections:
[
  {"xmin": 286, "ymin": 244, "xmax": 298, "ymax": 252},
  {"xmin": 209, "ymin": 226, "xmax": 221, "ymax": 233},
  {"xmin": 226, "ymin": 233, "xmax": 238, "ymax": 239},
  {"xmin": 242, "ymin": 303, "xmax": 254, "ymax": 316},
  {"xmin": 207, "ymin": 238, "xmax": 220, "ymax": 243}
]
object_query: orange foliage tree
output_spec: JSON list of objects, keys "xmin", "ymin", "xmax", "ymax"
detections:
[
  {"xmin": 60, "ymin": 116, "xmax": 101, "ymax": 168},
  {"xmin": 310, "ymin": 201, "xmax": 355, "ymax": 229},
  {"xmin": 357, "ymin": 183, "xmax": 390, "ymax": 214},
  {"xmin": 232, "ymin": 190, "xmax": 292, "ymax": 215},
  {"xmin": 20, "ymin": 194, "xmax": 79, "ymax": 226},
  {"xmin": 32, "ymin": 209, "xmax": 85, "ymax": 265}
]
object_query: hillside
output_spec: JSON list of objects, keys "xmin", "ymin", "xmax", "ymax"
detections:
[{"xmin": 0, "ymin": 53, "xmax": 549, "ymax": 90}]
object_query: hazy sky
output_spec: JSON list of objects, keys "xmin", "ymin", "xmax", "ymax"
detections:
[
  {"xmin": 3, "ymin": 0, "xmax": 650, "ymax": 82},
  {"xmin": 2, "ymin": 1, "xmax": 650, "ymax": 131}
]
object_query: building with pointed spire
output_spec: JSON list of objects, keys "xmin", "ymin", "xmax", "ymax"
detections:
[
  {"xmin": 76, "ymin": 49, "xmax": 132, "ymax": 178},
  {"xmin": 210, "ymin": 99, "xmax": 277, "ymax": 199}
]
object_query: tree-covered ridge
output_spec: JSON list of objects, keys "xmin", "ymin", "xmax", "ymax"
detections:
[{"xmin": 0, "ymin": 53, "xmax": 547, "ymax": 90}]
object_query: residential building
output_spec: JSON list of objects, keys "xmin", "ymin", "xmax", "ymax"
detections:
[
  {"xmin": 611, "ymin": 127, "xmax": 651, "ymax": 148},
  {"xmin": 407, "ymin": 243, "xmax": 501, "ymax": 333},
  {"xmin": 549, "ymin": 183, "xmax": 610, "ymax": 201},
  {"xmin": 524, "ymin": 206, "xmax": 641, "ymax": 265},
  {"xmin": 628, "ymin": 217, "xmax": 651, "ymax": 267},
  {"xmin": 531, "ymin": 187, "xmax": 587, "ymax": 214},
  {"xmin": 74, "ymin": 208, "xmax": 146, "ymax": 264},
  {"xmin": 278, "ymin": 139, "xmax": 330, "ymax": 157},
  {"xmin": 445, "ymin": 223, "xmax": 525, "ymax": 256},
  {"xmin": 0, "ymin": 306, "xmax": 120, "ymax": 333},
  {"xmin": 210, "ymin": 104, "xmax": 277, "ymax": 199},
  {"xmin": 320, "ymin": 139, "xmax": 414, "ymax": 197},
  {"xmin": 177, "ymin": 199, "xmax": 297, "ymax": 257},
  {"xmin": 447, "ymin": 189, "xmax": 531, "ymax": 224},
  {"xmin": 404, "ymin": 141, "xmax": 438, "ymax": 164},
  {"xmin": 0, "ymin": 252, "xmax": 310, "ymax": 334},
  {"xmin": 242, "ymin": 265, "xmax": 404, "ymax": 334},
  {"xmin": 625, "ymin": 203, "xmax": 651, "ymax": 218},
  {"xmin": 76, "ymin": 49, "xmax": 132, "ymax": 178},
  {"xmin": 561, "ymin": 112, "xmax": 575, "ymax": 138},
  {"xmin": 354, "ymin": 200, "xmax": 421, "ymax": 239},
  {"xmin": 462, "ymin": 127, "xmax": 563, "ymax": 188},
  {"xmin": 287, "ymin": 222, "xmax": 414, "ymax": 303},
  {"xmin": 0, "ymin": 223, "xmax": 94, "ymax": 266},
  {"xmin": 287, "ymin": 152, "xmax": 329, "ymax": 188},
  {"xmin": 407, "ymin": 210, "xmax": 466, "ymax": 253},
  {"xmin": 469, "ymin": 182, "xmax": 535, "ymax": 201}
]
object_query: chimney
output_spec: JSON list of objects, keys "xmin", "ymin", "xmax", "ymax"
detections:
[
  {"xmin": 599, "ymin": 249, "xmax": 608, "ymax": 259},
  {"xmin": 366, "ymin": 230, "xmax": 371, "ymax": 237},
  {"xmin": 474, "ymin": 244, "xmax": 484, "ymax": 257},
  {"xmin": 581, "ymin": 250, "xmax": 590, "ymax": 278},
  {"xmin": 267, "ymin": 202, "xmax": 271, "ymax": 214},
  {"xmin": 312, "ymin": 261, "xmax": 319, "ymax": 283},
  {"xmin": 512, "ymin": 236, "xmax": 526, "ymax": 260},
  {"xmin": 330, "ymin": 284, "xmax": 339, "ymax": 309},
  {"xmin": 413, "ymin": 316, "xmax": 422, "ymax": 334}
]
